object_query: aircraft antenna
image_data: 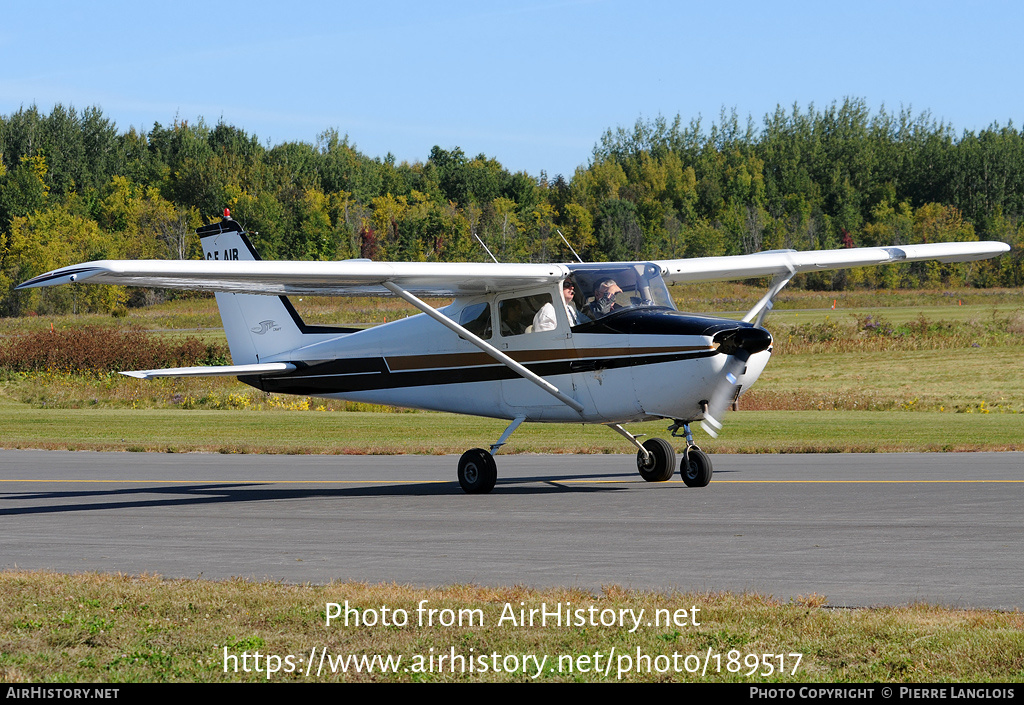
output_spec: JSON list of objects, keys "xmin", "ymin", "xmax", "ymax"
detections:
[
  {"xmin": 473, "ymin": 232, "xmax": 499, "ymax": 263},
  {"xmin": 557, "ymin": 229, "xmax": 584, "ymax": 263}
]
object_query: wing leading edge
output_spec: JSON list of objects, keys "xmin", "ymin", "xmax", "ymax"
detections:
[
  {"xmin": 16, "ymin": 260, "xmax": 569, "ymax": 298},
  {"xmin": 654, "ymin": 242, "xmax": 1010, "ymax": 284}
]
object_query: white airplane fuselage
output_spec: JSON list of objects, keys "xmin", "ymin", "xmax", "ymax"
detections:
[{"xmin": 243, "ymin": 298, "xmax": 772, "ymax": 425}]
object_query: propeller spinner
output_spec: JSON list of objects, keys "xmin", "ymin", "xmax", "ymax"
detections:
[{"xmin": 702, "ymin": 326, "xmax": 773, "ymax": 437}]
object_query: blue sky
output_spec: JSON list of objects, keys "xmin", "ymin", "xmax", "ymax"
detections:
[{"xmin": 2, "ymin": 0, "xmax": 1022, "ymax": 178}]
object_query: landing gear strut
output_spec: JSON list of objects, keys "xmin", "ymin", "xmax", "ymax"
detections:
[{"xmin": 457, "ymin": 416, "xmax": 525, "ymax": 494}]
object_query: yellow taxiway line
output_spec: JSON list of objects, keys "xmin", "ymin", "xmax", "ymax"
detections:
[{"xmin": 3, "ymin": 478, "xmax": 1023, "ymax": 485}]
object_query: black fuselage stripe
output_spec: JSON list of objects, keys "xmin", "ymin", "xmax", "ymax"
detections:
[{"xmin": 242, "ymin": 350, "xmax": 718, "ymax": 395}]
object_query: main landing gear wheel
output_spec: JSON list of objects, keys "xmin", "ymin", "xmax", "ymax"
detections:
[
  {"xmin": 458, "ymin": 448, "xmax": 497, "ymax": 494},
  {"xmin": 681, "ymin": 448, "xmax": 713, "ymax": 487},
  {"xmin": 636, "ymin": 437, "xmax": 676, "ymax": 482}
]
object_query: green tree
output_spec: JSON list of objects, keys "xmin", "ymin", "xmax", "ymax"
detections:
[
  {"xmin": 97, "ymin": 175, "xmax": 187, "ymax": 259},
  {"xmin": 594, "ymin": 198, "xmax": 643, "ymax": 261},
  {"xmin": 682, "ymin": 220, "xmax": 726, "ymax": 258},
  {"xmin": 0, "ymin": 155, "xmax": 49, "ymax": 229},
  {"xmin": 1, "ymin": 206, "xmax": 125, "ymax": 315}
]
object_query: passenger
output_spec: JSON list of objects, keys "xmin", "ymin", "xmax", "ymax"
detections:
[
  {"xmin": 532, "ymin": 279, "xmax": 579, "ymax": 332},
  {"xmin": 500, "ymin": 298, "xmax": 527, "ymax": 336}
]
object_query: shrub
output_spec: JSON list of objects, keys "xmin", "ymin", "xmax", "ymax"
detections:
[{"xmin": 0, "ymin": 326, "xmax": 228, "ymax": 373}]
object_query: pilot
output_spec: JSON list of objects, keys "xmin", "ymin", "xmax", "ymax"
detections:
[
  {"xmin": 532, "ymin": 279, "xmax": 579, "ymax": 332},
  {"xmin": 584, "ymin": 278, "xmax": 625, "ymax": 319}
]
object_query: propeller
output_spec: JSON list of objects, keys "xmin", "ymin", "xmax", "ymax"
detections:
[
  {"xmin": 701, "ymin": 326, "xmax": 773, "ymax": 438},
  {"xmin": 701, "ymin": 259, "xmax": 794, "ymax": 437}
]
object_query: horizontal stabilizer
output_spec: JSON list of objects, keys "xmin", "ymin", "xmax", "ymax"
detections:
[{"xmin": 120, "ymin": 362, "xmax": 296, "ymax": 380}]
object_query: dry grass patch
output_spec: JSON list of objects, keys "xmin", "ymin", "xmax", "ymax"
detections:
[{"xmin": 1, "ymin": 572, "xmax": 1022, "ymax": 683}]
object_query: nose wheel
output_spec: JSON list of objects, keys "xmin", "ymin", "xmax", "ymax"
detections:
[
  {"xmin": 668, "ymin": 420, "xmax": 713, "ymax": 487},
  {"xmin": 681, "ymin": 447, "xmax": 713, "ymax": 487}
]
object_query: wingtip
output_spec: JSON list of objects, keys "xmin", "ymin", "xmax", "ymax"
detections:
[{"xmin": 16, "ymin": 266, "xmax": 102, "ymax": 290}]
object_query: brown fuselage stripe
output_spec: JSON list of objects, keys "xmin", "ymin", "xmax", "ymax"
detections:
[{"xmin": 385, "ymin": 345, "xmax": 713, "ymax": 371}]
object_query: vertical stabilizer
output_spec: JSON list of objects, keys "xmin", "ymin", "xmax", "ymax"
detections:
[{"xmin": 197, "ymin": 219, "xmax": 352, "ymax": 364}]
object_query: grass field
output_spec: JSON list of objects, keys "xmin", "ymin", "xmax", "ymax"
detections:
[
  {"xmin": 4, "ymin": 332, "xmax": 1020, "ymax": 415},
  {"xmin": 1, "ymin": 285, "xmax": 1020, "ymax": 450},
  {"xmin": 0, "ymin": 403, "xmax": 1020, "ymax": 454}
]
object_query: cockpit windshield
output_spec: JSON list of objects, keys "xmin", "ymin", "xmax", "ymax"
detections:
[{"xmin": 565, "ymin": 263, "xmax": 675, "ymax": 323}]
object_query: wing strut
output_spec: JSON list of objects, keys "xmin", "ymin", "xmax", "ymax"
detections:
[
  {"xmin": 742, "ymin": 259, "xmax": 796, "ymax": 327},
  {"xmin": 382, "ymin": 282, "xmax": 585, "ymax": 414}
]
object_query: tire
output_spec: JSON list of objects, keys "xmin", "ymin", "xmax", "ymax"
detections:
[
  {"xmin": 636, "ymin": 438, "xmax": 676, "ymax": 482},
  {"xmin": 458, "ymin": 448, "xmax": 497, "ymax": 494},
  {"xmin": 681, "ymin": 448, "xmax": 713, "ymax": 487}
]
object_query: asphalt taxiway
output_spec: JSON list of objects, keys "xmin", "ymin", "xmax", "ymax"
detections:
[{"xmin": 1, "ymin": 450, "xmax": 1021, "ymax": 608}]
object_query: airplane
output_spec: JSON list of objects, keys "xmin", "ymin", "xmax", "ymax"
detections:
[{"xmin": 17, "ymin": 217, "xmax": 1010, "ymax": 493}]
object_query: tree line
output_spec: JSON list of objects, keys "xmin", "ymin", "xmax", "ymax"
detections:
[{"xmin": 0, "ymin": 98, "xmax": 1021, "ymax": 315}]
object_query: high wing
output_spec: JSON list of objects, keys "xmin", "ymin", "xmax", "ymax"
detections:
[
  {"xmin": 654, "ymin": 242, "xmax": 1010, "ymax": 284},
  {"xmin": 16, "ymin": 259, "xmax": 569, "ymax": 297},
  {"xmin": 17, "ymin": 242, "xmax": 1008, "ymax": 297}
]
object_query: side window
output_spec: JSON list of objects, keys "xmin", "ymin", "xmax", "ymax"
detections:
[
  {"xmin": 499, "ymin": 294, "xmax": 552, "ymax": 337},
  {"xmin": 459, "ymin": 302, "xmax": 491, "ymax": 340}
]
